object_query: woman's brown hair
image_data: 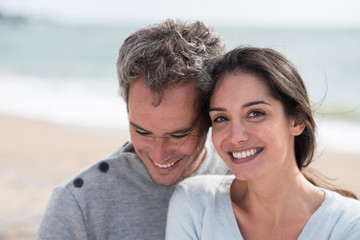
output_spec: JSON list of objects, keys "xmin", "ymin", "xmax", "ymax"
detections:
[{"xmin": 210, "ymin": 47, "xmax": 357, "ymax": 199}]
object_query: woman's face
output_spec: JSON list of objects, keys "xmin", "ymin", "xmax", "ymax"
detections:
[{"xmin": 209, "ymin": 72, "xmax": 304, "ymax": 181}]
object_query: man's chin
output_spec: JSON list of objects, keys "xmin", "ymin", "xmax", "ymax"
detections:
[{"xmin": 150, "ymin": 173, "xmax": 184, "ymax": 186}]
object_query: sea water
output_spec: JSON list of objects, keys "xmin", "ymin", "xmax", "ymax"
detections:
[{"xmin": 0, "ymin": 20, "xmax": 359, "ymax": 153}]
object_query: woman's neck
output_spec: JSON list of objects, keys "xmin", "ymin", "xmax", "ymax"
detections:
[{"xmin": 230, "ymin": 166, "xmax": 324, "ymax": 239}]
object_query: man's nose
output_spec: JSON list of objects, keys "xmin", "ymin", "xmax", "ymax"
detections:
[{"xmin": 150, "ymin": 137, "xmax": 173, "ymax": 162}]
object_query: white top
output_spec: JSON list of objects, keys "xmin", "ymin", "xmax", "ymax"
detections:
[{"xmin": 166, "ymin": 175, "xmax": 360, "ymax": 240}]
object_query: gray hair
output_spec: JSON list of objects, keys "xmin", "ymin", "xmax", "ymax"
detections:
[{"xmin": 117, "ymin": 19, "xmax": 225, "ymax": 106}]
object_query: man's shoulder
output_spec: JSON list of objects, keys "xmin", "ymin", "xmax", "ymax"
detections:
[
  {"xmin": 38, "ymin": 142, "xmax": 173, "ymax": 239},
  {"xmin": 58, "ymin": 141, "xmax": 141, "ymax": 192}
]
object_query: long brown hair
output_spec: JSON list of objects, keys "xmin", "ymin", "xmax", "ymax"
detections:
[{"xmin": 210, "ymin": 47, "xmax": 357, "ymax": 199}]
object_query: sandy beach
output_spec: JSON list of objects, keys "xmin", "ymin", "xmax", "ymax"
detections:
[{"xmin": 0, "ymin": 114, "xmax": 359, "ymax": 239}]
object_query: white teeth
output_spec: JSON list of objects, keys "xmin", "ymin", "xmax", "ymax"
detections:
[
  {"xmin": 250, "ymin": 149, "xmax": 255, "ymax": 155},
  {"xmin": 154, "ymin": 160, "xmax": 178, "ymax": 168},
  {"xmin": 232, "ymin": 148, "xmax": 259, "ymax": 159}
]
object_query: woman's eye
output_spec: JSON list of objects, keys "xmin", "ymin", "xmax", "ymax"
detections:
[
  {"xmin": 248, "ymin": 110, "xmax": 265, "ymax": 118},
  {"xmin": 212, "ymin": 116, "xmax": 228, "ymax": 123}
]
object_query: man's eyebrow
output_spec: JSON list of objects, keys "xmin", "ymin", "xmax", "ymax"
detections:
[
  {"xmin": 129, "ymin": 121, "xmax": 192, "ymax": 135},
  {"xmin": 209, "ymin": 100, "xmax": 271, "ymax": 112},
  {"xmin": 130, "ymin": 122, "xmax": 150, "ymax": 133},
  {"xmin": 168, "ymin": 127, "xmax": 193, "ymax": 135}
]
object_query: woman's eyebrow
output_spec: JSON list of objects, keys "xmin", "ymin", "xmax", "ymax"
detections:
[
  {"xmin": 242, "ymin": 100, "xmax": 271, "ymax": 108},
  {"xmin": 209, "ymin": 107, "xmax": 226, "ymax": 112},
  {"xmin": 209, "ymin": 100, "xmax": 271, "ymax": 112}
]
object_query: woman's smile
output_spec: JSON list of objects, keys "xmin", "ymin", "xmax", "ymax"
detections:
[
  {"xmin": 209, "ymin": 71, "xmax": 299, "ymax": 181},
  {"xmin": 229, "ymin": 147, "xmax": 263, "ymax": 164}
]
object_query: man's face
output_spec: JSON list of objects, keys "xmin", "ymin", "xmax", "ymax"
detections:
[{"xmin": 128, "ymin": 77, "xmax": 206, "ymax": 185}]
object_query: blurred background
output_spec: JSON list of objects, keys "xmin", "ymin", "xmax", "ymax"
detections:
[{"xmin": 0, "ymin": 0, "xmax": 359, "ymax": 239}]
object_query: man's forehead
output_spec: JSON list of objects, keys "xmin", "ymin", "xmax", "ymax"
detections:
[
  {"xmin": 128, "ymin": 102, "xmax": 198, "ymax": 130},
  {"xmin": 129, "ymin": 79, "xmax": 199, "ymax": 108},
  {"xmin": 127, "ymin": 76, "xmax": 202, "ymax": 135},
  {"xmin": 131, "ymin": 76, "xmax": 197, "ymax": 96}
]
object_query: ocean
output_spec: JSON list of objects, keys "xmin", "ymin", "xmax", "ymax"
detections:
[{"xmin": 0, "ymin": 20, "xmax": 359, "ymax": 153}]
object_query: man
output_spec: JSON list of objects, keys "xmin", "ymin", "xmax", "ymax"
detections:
[{"xmin": 37, "ymin": 19, "xmax": 228, "ymax": 240}]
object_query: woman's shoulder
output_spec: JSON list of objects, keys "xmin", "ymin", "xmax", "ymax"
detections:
[
  {"xmin": 320, "ymin": 189, "xmax": 360, "ymax": 238},
  {"xmin": 177, "ymin": 175, "xmax": 233, "ymax": 191},
  {"xmin": 300, "ymin": 189, "xmax": 360, "ymax": 239},
  {"xmin": 168, "ymin": 175, "xmax": 234, "ymax": 222},
  {"xmin": 323, "ymin": 188, "xmax": 360, "ymax": 209},
  {"xmin": 172, "ymin": 175, "xmax": 234, "ymax": 201},
  {"xmin": 321, "ymin": 188, "xmax": 360, "ymax": 222}
]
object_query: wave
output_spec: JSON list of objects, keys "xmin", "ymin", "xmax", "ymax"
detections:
[
  {"xmin": 316, "ymin": 117, "xmax": 360, "ymax": 154},
  {"xmin": 1, "ymin": 73, "xmax": 359, "ymax": 154},
  {"xmin": 0, "ymin": 73, "xmax": 128, "ymax": 131}
]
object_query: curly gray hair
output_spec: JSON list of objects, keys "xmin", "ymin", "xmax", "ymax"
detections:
[{"xmin": 117, "ymin": 19, "xmax": 225, "ymax": 106}]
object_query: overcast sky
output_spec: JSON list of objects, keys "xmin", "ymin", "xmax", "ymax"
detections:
[{"xmin": 1, "ymin": 0, "xmax": 360, "ymax": 27}]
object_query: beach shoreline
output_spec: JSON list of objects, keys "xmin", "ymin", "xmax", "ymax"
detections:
[{"xmin": 0, "ymin": 114, "xmax": 359, "ymax": 239}]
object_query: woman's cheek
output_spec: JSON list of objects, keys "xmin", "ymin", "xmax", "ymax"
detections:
[{"xmin": 212, "ymin": 128, "xmax": 225, "ymax": 153}]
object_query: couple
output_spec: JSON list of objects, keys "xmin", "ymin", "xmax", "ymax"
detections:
[{"xmin": 37, "ymin": 19, "xmax": 360, "ymax": 239}]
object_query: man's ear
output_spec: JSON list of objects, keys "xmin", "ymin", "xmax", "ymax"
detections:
[{"xmin": 290, "ymin": 117, "xmax": 306, "ymax": 136}]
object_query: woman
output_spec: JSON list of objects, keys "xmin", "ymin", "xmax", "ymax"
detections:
[{"xmin": 165, "ymin": 47, "xmax": 360, "ymax": 240}]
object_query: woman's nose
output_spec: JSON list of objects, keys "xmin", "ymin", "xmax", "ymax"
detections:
[{"xmin": 229, "ymin": 122, "xmax": 249, "ymax": 145}]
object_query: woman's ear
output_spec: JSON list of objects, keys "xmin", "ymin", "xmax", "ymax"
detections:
[{"xmin": 290, "ymin": 117, "xmax": 306, "ymax": 136}]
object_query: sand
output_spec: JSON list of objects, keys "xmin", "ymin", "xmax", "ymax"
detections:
[
  {"xmin": 0, "ymin": 114, "xmax": 129, "ymax": 239},
  {"xmin": 0, "ymin": 114, "xmax": 359, "ymax": 239}
]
